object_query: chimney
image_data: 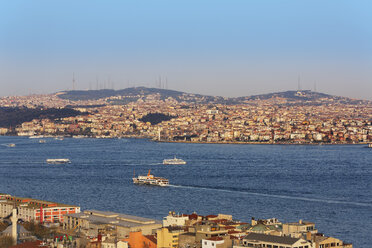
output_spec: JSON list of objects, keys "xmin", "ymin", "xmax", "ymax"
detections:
[{"xmin": 11, "ymin": 206, "xmax": 18, "ymax": 245}]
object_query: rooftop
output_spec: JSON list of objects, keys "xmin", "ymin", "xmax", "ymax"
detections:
[
  {"xmin": 243, "ymin": 233, "xmax": 301, "ymax": 245},
  {"xmin": 0, "ymin": 195, "xmax": 79, "ymax": 210},
  {"xmin": 66, "ymin": 210, "xmax": 161, "ymax": 228}
]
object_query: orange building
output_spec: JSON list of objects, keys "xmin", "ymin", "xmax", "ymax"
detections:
[{"xmin": 125, "ymin": 231, "xmax": 157, "ymax": 248}]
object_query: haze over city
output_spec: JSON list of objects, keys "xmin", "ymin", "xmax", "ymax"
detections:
[{"xmin": 1, "ymin": 0, "xmax": 371, "ymax": 99}]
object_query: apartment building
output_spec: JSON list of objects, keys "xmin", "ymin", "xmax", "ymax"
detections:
[{"xmin": 0, "ymin": 194, "xmax": 80, "ymax": 223}]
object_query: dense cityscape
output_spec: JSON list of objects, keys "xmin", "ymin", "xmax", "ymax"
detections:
[
  {"xmin": 2, "ymin": 1, "xmax": 372, "ymax": 248},
  {"xmin": 0, "ymin": 88, "xmax": 371, "ymax": 144},
  {"xmin": 0, "ymin": 194, "xmax": 353, "ymax": 248}
]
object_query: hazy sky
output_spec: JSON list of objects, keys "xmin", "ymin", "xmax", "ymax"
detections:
[{"xmin": 1, "ymin": 0, "xmax": 371, "ymax": 99}]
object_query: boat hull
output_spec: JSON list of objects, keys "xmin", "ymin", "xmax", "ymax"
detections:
[{"xmin": 46, "ymin": 159, "xmax": 71, "ymax": 164}]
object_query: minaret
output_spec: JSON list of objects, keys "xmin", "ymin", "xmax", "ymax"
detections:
[{"xmin": 10, "ymin": 202, "xmax": 18, "ymax": 245}]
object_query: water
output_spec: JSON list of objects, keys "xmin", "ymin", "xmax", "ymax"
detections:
[{"xmin": 0, "ymin": 136, "xmax": 371, "ymax": 247}]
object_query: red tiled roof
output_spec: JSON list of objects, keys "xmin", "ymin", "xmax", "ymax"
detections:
[
  {"xmin": 206, "ymin": 215, "xmax": 218, "ymax": 218},
  {"xmin": 207, "ymin": 237, "xmax": 224, "ymax": 241},
  {"xmin": 145, "ymin": 235, "xmax": 157, "ymax": 244},
  {"xmin": 189, "ymin": 213, "xmax": 199, "ymax": 220}
]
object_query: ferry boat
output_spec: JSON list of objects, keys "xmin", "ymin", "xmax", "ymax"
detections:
[
  {"xmin": 163, "ymin": 156, "xmax": 186, "ymax": 165},
  {"xmin": 132, "ymin": 170, "xmax": 169, "ymax": 187},
  {"xmin": 46, "ymin": 159, "xmax": 71, "ymax": 164}
]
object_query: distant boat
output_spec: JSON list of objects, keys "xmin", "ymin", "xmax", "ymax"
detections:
[
  {"xmin": 39, "ymin": 139, "xmax": 46, "ymax": 143},
  {"xmin": 7, "ymin": 143, "xmax": 16, "ymax": 147},
  {"xmin": 29, "ymin": 135, "xmax": 44, "ymax": 139},
  {"xmin": 55, "ymin": 137, "xmax": 64, "ymax": 140},
  {"xmin": 368, "ymin": 143, "xmax": 372, "ymax": 148},
  {"xmin": 72, "ymin": 135, "xmax": 87, "ymax": 139},
  {"xmin": 163, "ymin": 156, "xmax": 186, "ymax": 165},
  {"xmin": 46, "ymin": 159, "xmax": 71, "ymax": 164},
  {"xmin": 133, "ymin": 169, "xmax": 169, "ymax": 187}
]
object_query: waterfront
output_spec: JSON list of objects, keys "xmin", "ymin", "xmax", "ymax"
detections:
[{"xmin": 0, "ymin": 136, "xmax": 371, "ymax": 247}]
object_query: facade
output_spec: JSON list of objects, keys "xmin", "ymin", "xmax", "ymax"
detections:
[
  {"xmin": 0, "ymin": 194, "xmax": 80, "ymax": 223},
  {"xmin": 157, "ymin": 226, "xmax": 186, "ymax": 248},
  {"xmin": 314, "ymin": 235, "xmax": 352, "ymax": 248},
  {"xmin": 163, "ymin": 212, "xmax": 189, "ymax": 227},
  {"xmin": 63, "ymin": 210, "xmax": 162, "ymax": 238},
  {"xmin": 282, "ymin": 220, "xmax": 317, "ymax": 238},
  {"xmin": 202, "ymin": 237, "xmax": 225, "ymax": 248}
]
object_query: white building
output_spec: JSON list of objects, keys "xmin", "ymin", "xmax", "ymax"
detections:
[
  {"xmin": 202, "ymin": 237, "xmax": 225, "ymax": 248},
  {"xmin": 163, "ymin": 211, "xmax": 188, "ymax": 227}
]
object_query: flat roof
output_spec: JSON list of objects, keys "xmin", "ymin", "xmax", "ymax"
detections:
[
  {"xmin": 0, "ymin": 195, "xmax": 80, "ymax": 210},
  {"xmin": 243, "ymin": 233, "xmax": 301, "ymax": 245},
  {"xmin": 65, "ymin": 210, "xmax": 161, "ymax": 228}
]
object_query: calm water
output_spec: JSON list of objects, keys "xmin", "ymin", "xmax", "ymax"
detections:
[{"xmin": 0, "ymin": 136, "xmax": 371, "ymax": 247}]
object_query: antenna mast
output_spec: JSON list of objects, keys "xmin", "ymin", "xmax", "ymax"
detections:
[{"xmin": 72, "ymin": 72, "xmax": 76, "ymax": 90}]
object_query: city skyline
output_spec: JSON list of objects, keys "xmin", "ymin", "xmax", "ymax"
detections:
[{"xmin": 1, "ymin": 0, "xmax": 372, "ymax": 100}]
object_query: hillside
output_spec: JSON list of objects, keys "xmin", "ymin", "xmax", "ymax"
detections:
[
  {"xmin": 57, "ymin": 87, "xmax": 226, "ymax": 104},
  {"xmin": 0, "ymin": 107, "xmax": 85, "ymax": 128},
  {"xmin": 56, "ymin": 87, "xmax": 369, "ymax": 106}
]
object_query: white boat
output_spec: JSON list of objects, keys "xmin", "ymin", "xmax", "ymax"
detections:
[
  {"xmin": 133, "ymin": 170, "xmax": 169, "ymax": 187},
  {"xmin": 163, "ymin": 156, "xmax": 186, "ymax": 165},
  {"xmin": 29, "ymin": 135, "xmax": 44, "ymax": 139},
  {"xmin": 46, "ymin": 159, "xmax": 71, "ymax": 164},
  {"xmin": 7, "ymin": 143, "xmax": 16, "ymax": 147},
  {"xmin": 39, "ymin": 139, "xmax": 46, "ymax": 143}
]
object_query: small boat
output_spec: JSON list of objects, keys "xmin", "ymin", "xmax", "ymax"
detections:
[
  {"xmin": 55, "ymin": 137, "xmax": 64, "ymax": 140},
  {"xmin": 133, "ymin": 169, "xmax": 169, "ymax": 187},
  {"xmin": 46, "ymin": 159, "xmax": 71, "ymax": 164},
  {"xmin": 7, "ymin": 143, "xmax": 16, "ymax": 147},
  {"xmin": 39, "ymin": 139, "xmax": 46, "ymax": 143},
  {"xmin": 29, "ymin": 135, "xmax": 44, "ymax": 139},
  {"xmin": 368, "ymin": 143, "xmax": 372, "ymax": 148},
  {"xmin": 163, "ymin": 156, "xmax": 186, "ymax": 165}
]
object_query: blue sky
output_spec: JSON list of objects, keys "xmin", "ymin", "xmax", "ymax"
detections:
[{"xmin": 0, "ymin": 0, "xmax": 371, "ymax": 99}]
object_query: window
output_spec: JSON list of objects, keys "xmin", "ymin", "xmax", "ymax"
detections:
[
  {"xmin": 205, "ymin": 242, "xmax": 207, "ymax": 245},
  {"xmin": 212, "ymin": 243, "xmax": 214, "ymax": 246}
]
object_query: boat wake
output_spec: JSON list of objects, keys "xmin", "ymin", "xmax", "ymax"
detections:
[{"xmin": 169, "ymin": 184, "xmax": 372, "ymax": 208}]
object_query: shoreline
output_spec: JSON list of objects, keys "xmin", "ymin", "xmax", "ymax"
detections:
[
  {"xmin": 1, "ymin": 134, "xmax": 370, "ymax": 146},
  {"xmin": 154, "ymin": 139, "xmax": 370, "ymax": 146}
]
